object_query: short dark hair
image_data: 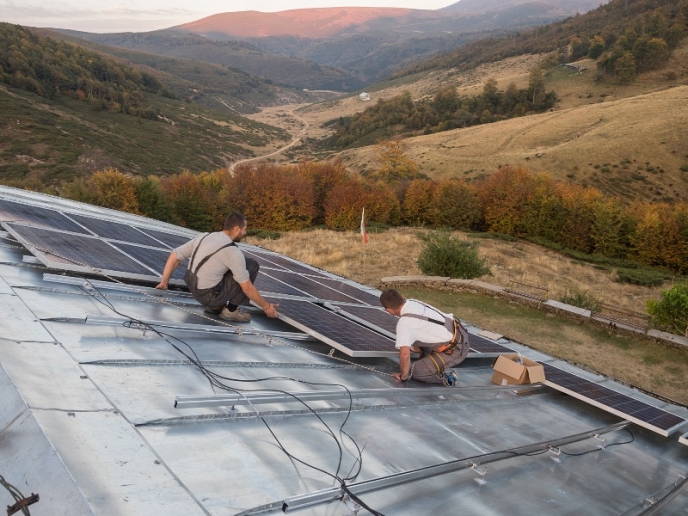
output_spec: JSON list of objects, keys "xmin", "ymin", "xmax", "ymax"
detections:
[
  {"xmin": 224, "ymin": 212, "xmax": 246, "ymax": 231},
  {"xmin": 380, "ymin": 289, "xmax": 405, "ymax": 309}
]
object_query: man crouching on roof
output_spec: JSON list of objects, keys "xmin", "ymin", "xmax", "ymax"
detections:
[
  {"xmin": 156, "ymin": 212, "xmax": 279, "ymax": 322},
  {"xmin": 380, "ymin": 289, "xmax": 469, "ymax": 386}
]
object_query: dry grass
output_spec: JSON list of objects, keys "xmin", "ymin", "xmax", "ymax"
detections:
[{"xmin": 247, "ymin": 227, "xmax": 669, "ymax": 313}]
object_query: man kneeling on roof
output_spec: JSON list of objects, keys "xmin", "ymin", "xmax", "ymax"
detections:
[
  {"xmin": 156, "ymin": 212, "xmax": 279, "ymax": 322},
  {"xmin": 380, "ymin": 289, "xmax": 469, "ymax": 386}
]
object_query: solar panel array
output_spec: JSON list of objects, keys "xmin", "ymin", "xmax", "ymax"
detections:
[
  {"xmin": 243, "ymin": 248, "xmax": 328, "ymax": 277},
  {"xmin": 542, "ymin": 363, "xmax": 685, "ymax": 436},
  {"xmin": 262, "ymin": 269, "xmax": 361, "ymax": 303},
  {"xmin": 111, "ymin": 242, "xmax": 186, "ymax": 281},
  {"xmin": 328, "ymin": 303, "xmax": 398, "ymax": 336},
  {"xmin": 312, "ymin": 277, "xmax": 381, "ymax": 305},
  {"xmin": 0, "ymin": 199, "xmax": 90, "ymax": 234},
  {"xmin": 264, "ymin": 296, "xmax": 397, "ymax": 357},
  {"xmin": 253, "ymin": 273, "xmax": 313, "ymax": 298},
  {"xmin": 68, "ymin": 214, "xmax": 161, "ymax": 246},
  {"xmin": 466, "ymin": 333, "xmax": 513, "ymax": 354}
]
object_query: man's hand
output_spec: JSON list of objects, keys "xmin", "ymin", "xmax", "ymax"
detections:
[
  {"xmin": 263, "ymin": 302, "xmax": 279, "ymax": 318},
  {"xmin": 391, "ymin": 372, "xmax": 407, "ymax": 382},
  {"xmin": 155, "ymin": 281, "xmax": 168, "ymax": 290}
]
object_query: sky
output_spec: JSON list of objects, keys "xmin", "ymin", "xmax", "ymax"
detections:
[{"xmin": 0, "ymin": 0, "xmax": 458, "ymax": 33}]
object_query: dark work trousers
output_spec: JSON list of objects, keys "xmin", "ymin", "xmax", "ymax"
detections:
[
  {"xmin": 198, "ymin": 258, "xmax": 260, "ymax": 311},
  {"xmin": 411, "ymin": 334, "xmax": 470, "ymax": 384}
]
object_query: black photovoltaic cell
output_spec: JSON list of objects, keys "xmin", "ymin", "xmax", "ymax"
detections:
[
  {"xmin": 267, "ymin": 297, "xmax": 396, "ymax": 354},
  {"xmin": 7, "ymin": 224, "xmax": 154, "ymax": 275},
  {"xmin": 68, "ymin": 214, "xmax": 161, "ymax": 246},
  {"xmin": 135, "ymin": 227, "xmax": 193, "ymax": 249},
  {"xmin": 542, "ymin": 363, "xmax": 685, "ymax": 432},
  {"xmin": 311, "ymin": 277, "xmax": 380, "ymax": 305},
  {"xmin": 111, "ymin": 242, "xmax": 186, "ymax": 281},
  {"xmin": 254, "ymin": 273, "xmax": 310, "ymax": 297},
  {"xmin": 467, "ymin": 333, "xmax": 513, "ymax": 354},
  {"xmin": 243, "ymin": 251, "xmax": 289, "ymax": 272},
  {"xmin": 0, "ymin": 200, "xmax": 90, "ymax": 234},
  {"xmin": 263, "ymin": 269, "xmax": 360, "ymax": 303},
  {"xmin": 248, "ymin": 251, "xmax": 327, "ymax": 277},
  {"xmin": 333, "ymin": 304, "xmax": 398, "ymax": 334}
]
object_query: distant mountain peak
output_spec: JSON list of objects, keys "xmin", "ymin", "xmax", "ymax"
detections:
[{"xmin": 174, "ymin": 7, "xmax": 415, "ymax": 39}]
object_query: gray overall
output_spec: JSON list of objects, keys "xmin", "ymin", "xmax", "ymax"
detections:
[
  {"xmin": 184, "ymin": 234, "xmax": 259, "ymax": 311},
  {"xmin": 401, "ymin": 305, "xmax": 470, "ymax": 384}
]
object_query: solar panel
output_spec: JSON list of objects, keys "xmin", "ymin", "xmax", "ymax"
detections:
[
  {"xmin": 0, "ymin": 199, "xmax": 90, "ymax": 234},
  {"xmin": 244, "ymin": 249, "xmax": 328, "ymax": 277},
  {"xmin": 67, "ymin": 214, "xmax": 162, "ymax": 246},
  {"xmin": 254, "ymin": 272, "xmax": 313, "ymax": 298},
  {"xmin": 243, "ymin": 250, "xmax": 289, "ymax": 272},
  {"xmin": 264, "ymin": 297, "xmax": 397, "ymax": 357},
  {"xmin": 310, "ymin": 277, "xmax": 380, "ymax": 305},
  {"xmin": 542, "ymin": 363, "xmax": 685, "ymax": 436},
  {"xmin": 262, "ymin": 269, "xmax": 361, "ymax": 303},
  {"xmin": 327, "ymin": 303, "xmax": 398, "ymax": 337},
  {"xmin": 466, "ymin": 333, "xmax": 513, "ymax": 354},
  {"xmin": 111, "ymin": 242, "xmax": 186, "ymax": 281},
  {"xmin": 5, "ymin": 223, "xmax": 156, "ymax": 278},
  {"xmin": 135, "ymin": 227, "xmax": 194, "ymax": 249}
]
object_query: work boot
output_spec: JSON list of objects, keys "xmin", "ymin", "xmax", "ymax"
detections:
[
  {"xmin": 444, "ymin": 370, "xmax": 459, "ymax": 387},
  {"xmin": 219, "ymin": 307, "xmax": 251, "ymax": 322}
]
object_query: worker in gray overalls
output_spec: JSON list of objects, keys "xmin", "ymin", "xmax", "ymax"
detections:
[{"xmin": 380, "ymin": 289, "xmax": 469, "ymax": 385}]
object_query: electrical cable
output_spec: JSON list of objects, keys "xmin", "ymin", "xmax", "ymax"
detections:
[{"xmin": 82, "ymin": 279, "xmax": 383, "ymax": 512}]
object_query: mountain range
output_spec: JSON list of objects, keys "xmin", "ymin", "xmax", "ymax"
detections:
[{"xmin": 60, "ymin": 0, "xmax": 603, "ymax": 87}]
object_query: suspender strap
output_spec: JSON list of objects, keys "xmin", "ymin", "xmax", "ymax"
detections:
[{"xmin": 189, "ymin": 234, "xmax": 236, "ymax": 275}]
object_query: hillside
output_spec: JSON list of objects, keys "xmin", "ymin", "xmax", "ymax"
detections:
[
  {"xmin": 57, "ymin": 31, "xmax": 364, "ymax": 92},
  {"xmin": 37, "ymin": 29, "xmax": 312, "ymax": 114}
]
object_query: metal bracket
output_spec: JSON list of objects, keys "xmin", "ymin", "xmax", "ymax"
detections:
[
  {"xmin": 341, "ymin": 494, "xmax": 361, "ymax": 516},
  {"xmin": 548, "ymin": 446, "xmax": 561, "ymax": 464},
  {"xmin": 471, "ymin": 463, "xmax": 488, "ymax": 485},
  {"xmin": 7, "ymin": 493, "xmax": 39, "ymax": 515},
  {"xmin": 593, "ymin": 434, "xmax": 605, "ymax": 449}
]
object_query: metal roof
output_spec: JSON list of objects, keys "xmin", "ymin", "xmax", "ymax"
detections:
[{"xmin": 1, "ymin": 185, "xmax": 687, "ymax": 516}]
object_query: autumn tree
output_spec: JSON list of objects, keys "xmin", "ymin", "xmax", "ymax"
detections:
[
  {"xmin": 160, "ymin": 171, "xmax": 214, "ymax": 231},
  {"xmin": 402, "ymin": 179, "xmax": 437, "ymax": 226},
  {"xmin": 84, "ymin": 168, "xmax": 139, "ymax": 213},
  {"xmin": 297, "ymin": 159, "xmax": 350, "ymax": 224},
  {"xmin": 373, "ymin": 139, "xmax": 419, "ymax": 182},
  {"xmin": 430, "ymin": 180, "xmax": 481, "ymax": 230}
]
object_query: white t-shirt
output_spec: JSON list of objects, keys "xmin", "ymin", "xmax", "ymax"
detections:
[
  {"xmin": 173, "ymin": 232, "xmax": 249, "ymax": 289},
  {"xmin": 395, "ymin": 299, "xmax": 454, "ymax": 350}
]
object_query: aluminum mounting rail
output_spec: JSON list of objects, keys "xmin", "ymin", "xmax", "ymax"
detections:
[
  {"xmin": 619, "ymin": 472, "xmax": 688, "ymax": 516},
  {"xmin": 42, "ymin": 272, "xmax": 196, "ymax": 299},
  {"xmin": 280, "ymin": 420, "xmax": 631, "ymax": 513},
  {"xmin": 175, "ymin": 384, "xmax": 540, "ymax": 409},
  {"xmin": 78, "ymin": 314, "xmax": 313, "ymax": 341}
]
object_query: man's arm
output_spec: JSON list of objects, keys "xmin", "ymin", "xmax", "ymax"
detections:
[
  {"xmin": 392, "ymin": 347, "xmax": 412, "ymax": 382},
  {"xmin": 156, "ymin": 252, "xmax": 180, "ymax": 290},
  {"xmin": 239, "ymin": 280, "xmax": 279, "ymax": 318}
]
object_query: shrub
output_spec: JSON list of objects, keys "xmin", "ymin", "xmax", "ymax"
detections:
[
  {"xmin": 647, "ymin": 283, "xmax": 688, "ymax": 336},
  {"xmin": 560, "ymin": 290, "xmax": 599, "ymax": 311},
  {"xmin": 614, "ymin": 267, "xmax": 671, "ymax": 286},
  {"xmin": 417, "ymin": 231, "xmax": 491, "ymax": 279}
]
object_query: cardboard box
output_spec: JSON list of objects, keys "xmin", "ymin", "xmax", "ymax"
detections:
[{"xmin": 491, "ymin": 354, "xmax": 546, "ymax": 386}]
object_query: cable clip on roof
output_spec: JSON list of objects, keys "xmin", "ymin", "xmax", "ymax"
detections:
[
  {"xmin": 593, "ymin": 434, "xmax": 606, "ymax": 450},
  {"xmin": 548, "ymin": 446, "xmax": 562, "ymax": 464},
  {"xmin": 341, "ymin": 494, "xmax": 362, "ymax": 516},
  {"xmin": 471, "ymin": 463, "xmax": 488, "ymax": 485}
]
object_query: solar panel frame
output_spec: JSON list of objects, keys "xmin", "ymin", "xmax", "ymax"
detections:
[
  {"xmin": 466, "ymin": 333, "xmax": 514, "ymax": 354},
  {"xmin": 66, "ymin": 214, "xmax": 162, "ymax": 247},
  {"xmin": 261, "ymin": 297, "xmax": 398, "ymax": 357},
  {"xmin": 110, "ymin": 242, "xmax": 187, "ymax": 281},
  {"xmin": 253, "ymin": 272, "xmax": 315, "ymax": 299},
  {"xmin": 0, "ymin": 199, "xmax": 91, "ymax": 234},
  {"xmin": 243, "ymin": 250, "xmax": 290, "ymax": 272},
  {"xmin": 324, "ymin": 302, "xmax": 398, "ymax": 339},
  {"xmin": 678, "ymin": 431, "xmax": 688, "ymax": 446},
  {"xmin": 3, "ymin": 222, "xmax": 173, "ymax": 283},
  {"xmin": 239, "ymin": 247, "xmax": 328, "ymax": 277},
  {"xmin": 542, "ymin": 363, "xmax": 685, "ymax": 436},
  {"xmin": 309, "ymin": 277, "xmax": 380, "ymax": 305},
  {"xmin": 262, "ymin": 269, "xmax": 361, "ymax": 303},
  {"xmin": 134, "ymin": 227, "xmax": 195, "ymax": 249}
]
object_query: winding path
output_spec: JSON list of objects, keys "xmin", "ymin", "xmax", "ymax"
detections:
[{"xmin": 228, "ymin": 106, "xmax": 309, "ymax": 173}]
